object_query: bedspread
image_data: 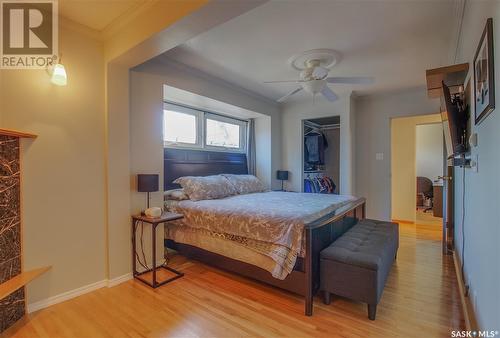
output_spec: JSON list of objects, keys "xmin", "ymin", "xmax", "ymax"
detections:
[{"xmin": 167, "ymin": 191, "xmax": 356, "ymax": 279}]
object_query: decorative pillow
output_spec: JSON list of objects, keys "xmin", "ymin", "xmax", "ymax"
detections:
[
  {"xmin": 222, "ymin": 174, "xmax": 267, "ymax": 195},
  {"xmin": 173, "ymin": 175, "xmax": 238, "ymax": 201},
  {"xmin": 164, "ymin": 189, "xmax": 189, "ymax": 201}
]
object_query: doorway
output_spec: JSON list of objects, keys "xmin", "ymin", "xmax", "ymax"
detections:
[
  {"xmin": 415, "ymin": 122, "xmax": 444, "ymax": 226},
  {"xmin": 390, "ymin": 114, "xmax": 444, "ymax": 228},
  {"xmin": 301, "ymin": 116, "xmax": 340, "ymax": 194}
]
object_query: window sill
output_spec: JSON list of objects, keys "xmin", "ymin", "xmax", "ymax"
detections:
[{"xmin": 164, "ymin": 144, "xmax": 246, "ymax": 154}]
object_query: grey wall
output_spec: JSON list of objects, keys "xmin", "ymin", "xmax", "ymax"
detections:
[
  {"xmin": 254, "ymin": 115, "xmax": 272, "ymax": 188},
  {"xmin": 354, "ymin": 88, "xmax": 440, "ymax": 220},
  {"xmin": 281, "ymin": 96, "xmax": 354, "ymax": 194},
  {"xmin": 453, "ymin": 1, "xmax": 500, "ymax": 329},
  {"xmin": 129, "ymin": 70, "xmax": 166, "ymax": 266}
]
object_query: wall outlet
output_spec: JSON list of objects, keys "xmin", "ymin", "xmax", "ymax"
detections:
[{"xmin": 375, "ymin": 153, "xmax": 384, "ymax": 161}]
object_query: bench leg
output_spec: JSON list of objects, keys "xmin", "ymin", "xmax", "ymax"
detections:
[
  {"xmin": 323, "ymin": 291, "xmax": 331, "ymax": 305},
  {"xmin": 368, "ymin": 304, "xmax": 377, "ymax": 320}
]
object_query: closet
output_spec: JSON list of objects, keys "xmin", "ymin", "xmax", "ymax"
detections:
[{"xmin": 302, "ymin": 116, "xmax": 340, "ymax": 194}]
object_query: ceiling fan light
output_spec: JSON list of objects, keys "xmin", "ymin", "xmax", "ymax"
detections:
[
  {"xmin": 301, "ymin": 79, "xmax": 326, "ymax": 95},
  {"xmin": 312, "ymin": 66, "xmax": 329, "ymax": 80}
]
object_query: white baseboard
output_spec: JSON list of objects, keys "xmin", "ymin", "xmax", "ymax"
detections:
[
  {"xmin": 107, "ymin": 273, "xmax": 132, "ymax": 288},
  {"xmin": 453, "ymin": 253, "xmax": 479, "ymax": 330},
  {"xmin": 27, "ymin": 279, "xmax": 107, "ymax": 313},
  {"xmin": 27, "ymin": 272, "xmax": 134, "ymax": 313}
]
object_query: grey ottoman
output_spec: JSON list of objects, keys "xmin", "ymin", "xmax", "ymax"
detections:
[{"xmin": 320, "ymin": 219, "xmax": 399, "ymax": 320}]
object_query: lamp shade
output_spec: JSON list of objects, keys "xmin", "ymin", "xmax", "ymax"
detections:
[
  {"xmin": 276, "ymin": 170, "xmax": 289, "ymax": 181},
  {"xmin": 137, "ymin": 174, "xmax": 159, "ymax": 192}
]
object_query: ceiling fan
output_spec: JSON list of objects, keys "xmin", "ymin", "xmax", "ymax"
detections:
[{"xmin": 265, "ymin": 49, "xmax": 374, "ymax": 103}]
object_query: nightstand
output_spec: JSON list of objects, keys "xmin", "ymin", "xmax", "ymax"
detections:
[{"xmin": 131, "ymin": 212, "xmax": 184, "ymax": 288}]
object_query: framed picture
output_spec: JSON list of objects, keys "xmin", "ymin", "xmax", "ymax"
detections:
[{"xmin": 474, "ymin": 18, "xmax": 495, "ymax": 125}]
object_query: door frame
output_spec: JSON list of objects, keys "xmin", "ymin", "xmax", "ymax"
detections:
[{"xmin": 442, "ymin": 159, "xmax": 455, "ymax": 254}]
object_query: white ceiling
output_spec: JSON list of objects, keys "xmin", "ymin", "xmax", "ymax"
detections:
[
  {"xmin": 59, "ymin": 0, "xmax": 146, "ymax": 31},
  {"xmin": 160, "ymin": 0, "xmax": 458, "ymax": 102}
]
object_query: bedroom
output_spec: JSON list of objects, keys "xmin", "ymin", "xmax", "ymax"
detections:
[{"xmin": 0, "ymin": 0, "xmax": 498, "ymax": 337}]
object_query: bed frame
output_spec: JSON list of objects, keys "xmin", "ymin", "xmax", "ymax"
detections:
[{"xmin": 163, "ymin": 148, "xmax": 366, "ymax": 316}]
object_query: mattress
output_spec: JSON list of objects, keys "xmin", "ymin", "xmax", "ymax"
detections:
[
  {"xmin": 166, "ymin": 223, "xmax": 288, "ymax": 278},
  {"xmin": 165, "ymin": 191, "xmax": 356, "ymax": 279}
]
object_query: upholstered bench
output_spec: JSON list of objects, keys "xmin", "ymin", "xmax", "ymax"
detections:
[{"xmin": 320, "ymin": 219, "xmax": 399, "ymax": 320}]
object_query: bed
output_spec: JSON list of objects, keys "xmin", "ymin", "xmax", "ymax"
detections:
[{"xmin": 163, "ymin": 148, "xmax": 366, "ymax": 316}]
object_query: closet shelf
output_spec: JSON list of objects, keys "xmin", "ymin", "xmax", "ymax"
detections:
[
  {"xmin": 0, "ymin": 128, "xmax": 38, "ymax": 139},
  {"xmin": 0, "ymin": 266, "xmax": 51, "ymax": 300}
]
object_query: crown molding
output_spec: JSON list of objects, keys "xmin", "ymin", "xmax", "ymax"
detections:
[
  {"xmin": 354, "ymin": 85, "xmax": 431, "ymax": 101},
  {"xmin": 448, "ymin": 0, "xmax": 467, "ymax": 64},
  {"xmin": 58, "ymin": 1, "xmax": 158, "ymax": 42},
  {"xmin": 100, "ymin": 0, "xmax": 160, "ymax": 41},
  {"xmin": 59, "ymin": 16, "xmax": 102, "ymax": 41}
]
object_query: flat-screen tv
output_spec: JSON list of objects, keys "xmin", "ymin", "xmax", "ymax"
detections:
[{"xmin": 442, "ymin": 81, "xmax": 468, "ymax": 158}]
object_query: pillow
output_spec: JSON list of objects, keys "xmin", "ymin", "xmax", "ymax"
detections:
[
  {"xmin": 173, "ymin": 175, "xmax": 238, "ymax": 201},
  {"xmin": 164, "ymin": 189, "xmax": 189, "ymax": 201},
  {"xmin": 222, "ymin": 174, "xmax": 267, "ymax": 195}
]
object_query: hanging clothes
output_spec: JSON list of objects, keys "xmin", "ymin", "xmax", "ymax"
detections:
[
  {"xmin": 304, "ymin": 179, "xmax": 313, "ymax": 193},
  {"xmin": 304, "ymin": 132, "xmax": 328, "ymax": 165},
  {"xmin": 303, "ymin": 176, "xmax": 337, "ymax": 194}
]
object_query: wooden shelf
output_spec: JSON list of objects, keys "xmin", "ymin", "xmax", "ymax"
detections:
[
  {"xmin": 0, "ymin": 266, "xmax": 51, "ymax": 299},
  {"xmin": 426, "ymin": 63, "xmax": 469, "ymax": 98},
  {"xmin": 0, "ymin": 128, "xmax": 38, "ymax": 139}
]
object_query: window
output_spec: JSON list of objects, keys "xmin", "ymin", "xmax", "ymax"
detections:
[
  {"xmin": 206, "ymin": 118, "xmax": 241, "ymax": 148},
  {"xmin": 163, "ymin": 104, "xmax": 202, "ymax": 147},
  {"xmin": 163, "ymin": 103, "xmax": 247, "ymax": 152},
  {"xmin": 205, "ymin": 114, "xmax": 246, "ymax": 150}
]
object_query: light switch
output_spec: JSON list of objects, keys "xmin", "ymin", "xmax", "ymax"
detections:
[{"xmin": 375, "ymin": 153, "xmax": 384, "ymax": 161}]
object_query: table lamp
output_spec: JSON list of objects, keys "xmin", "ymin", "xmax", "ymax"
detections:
[
  {"xmin": 137, "ymin": 174, "xmax": 159, "ymax": 209},
  {"xmin": 276, "ymin": 170, "xmax": 289, "ymax": 191}
]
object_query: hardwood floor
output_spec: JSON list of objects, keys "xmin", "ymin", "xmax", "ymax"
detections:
[
  {"xmin": 4, "ymin": 223, "xmax": 464, "ymax": 338},
  {"xmin": 416, "ymin": 209, "xmax": 443, "ymax": 226}
]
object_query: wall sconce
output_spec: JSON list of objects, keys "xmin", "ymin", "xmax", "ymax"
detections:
[
  {"xmin": 48, "ymin": 55, "xmax": 67, "ymax": 86},
  {"xmin": 51, "ymin": 64, "xmax": 67, "ymax": 86}
]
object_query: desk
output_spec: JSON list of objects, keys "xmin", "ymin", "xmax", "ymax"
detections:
[{"xmin": 433, "ymin": 185, "xmax": 443, "ymax": 218}]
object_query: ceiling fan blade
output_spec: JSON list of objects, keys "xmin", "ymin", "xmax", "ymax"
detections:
[
  {"xmin": 264, "ymin": 80, "xmax": 301, "ymax": 84},
  {"xmin": 277, "ymin": 87, "xmax": 302, "ymax": 102},
  {"xmin": 321, "ymin": 86, "xmax": 338, "ymax": 102},
  {"xmin": 312, "ymin": 66, "xmax": 329, "ymax": 80},
  {"xmin": 326, "ymin": 76, "xmax": 374, "ymax": 84}
]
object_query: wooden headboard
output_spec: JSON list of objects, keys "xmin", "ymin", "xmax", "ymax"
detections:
[{"xmin": 164, "ymin": 148, "xmax": 248, "ymax": 190}]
